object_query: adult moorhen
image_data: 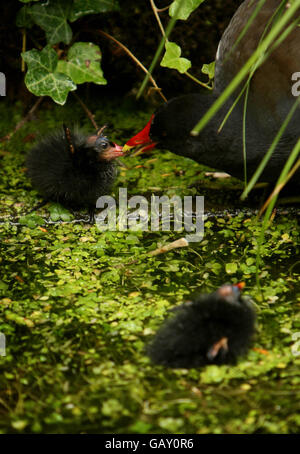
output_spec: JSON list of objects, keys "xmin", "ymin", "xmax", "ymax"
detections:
[
  {"xmin": 26, "ymin": 125, "xmax": 124, "ymax": 220},
  {"xmin": 124, "ymin": 0, "xmax": 300, "ymax": 185},
  {"xmin": 147, "ymin": 283, "xmax": 256, "ymax": 368}
]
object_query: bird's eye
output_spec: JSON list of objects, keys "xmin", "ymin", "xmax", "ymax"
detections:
[
  {"xmin": 101, "ymin": 140, "xmax": 109, "ymax": 149},
  {"xmin": 95, "ymin": 135, "xmax": 110, "ymax": 150}
]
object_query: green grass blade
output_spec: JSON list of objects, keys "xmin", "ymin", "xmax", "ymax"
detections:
[
  {"xmin": 241, "ymin": 97, "xmax": 300, "ymax": 199},
  {"xmin": 190, "ymin": 0, "xmax": 300, "ymax": 136},
  {"xmin": 136, "ymin": 0, "xmax": 185, "ymax": 100}
]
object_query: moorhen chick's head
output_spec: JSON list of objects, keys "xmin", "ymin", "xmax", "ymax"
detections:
[
  {"xmin": 123, "ymin": 0, "xmax": 300, "ymax": 185},
  {"xmin": 147, "ymin": 283, "xmax": 256, "ymax": 368},
  {"xmin": 26, "ymin": 126, "xmax": 124, "ymax": 211}
]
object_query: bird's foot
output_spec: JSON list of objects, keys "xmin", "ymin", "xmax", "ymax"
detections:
[
  {"xmin": 88, "ymin": 209, "xmax": 96, "ymax": 225},
  {"xmin": 207, "ymin": 337, "xmax": 228, "ymax": 361}
]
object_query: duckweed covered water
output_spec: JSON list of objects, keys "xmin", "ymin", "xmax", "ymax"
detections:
[{"xmin": 0, "ymin": 98, "xmax": 299, "ymax": 434}]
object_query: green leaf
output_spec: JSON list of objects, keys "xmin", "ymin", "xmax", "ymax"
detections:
[
  {"xmin": 11, "ymin": 420, "xmax": 28, "ymax": 431},
  {"xmin": 201, "ymin": 61, "xmax": 215, "ymax": 80},
  {"xmin": 169, "ymin": 0, "xmax": 205, "ymax": 21},
  {"xmin": 69, "ymin": 0, "xmax": 120, "ymax": 22},
  {"xmin": 19, "ymin": 214, "xmax": 45, "ymax": 228},
  {"xmin": 22, "ymin": 46, "xmax": 76, "ymax": 105},
  {"xmin": 16, "ymin": 6, "xmax": 35, "ymax": 28},
  {"xmin": 30, "ymin": 0, "xmax": 73, "ymax": 44},
  {"xmin": 48, "ymin": 203, "xmax": 73, "ymax": 222},
  {"xmin": 225, "ymin": 262, "xmax": 238, "ymax": 274},
  {"xmin": 160, "ymin": 41, "xmax": 191, "ymax": 74},
  {"xmin": 57, "ymin": 42, "xmax": 107, "ymax": 85},
  {"xmin": 0, "ymin": 281, "xmax": 8, "ymax": 292}
]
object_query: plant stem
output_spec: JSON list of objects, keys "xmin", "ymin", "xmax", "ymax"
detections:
[
  {"xmin": 259, "ymin": 157, "xmax": 300, "ymax": 216},
  {"xmin": 150, "ymin": 0, "xmax": 167, "ymax": 38},
  {"xmin": 0, "ymin": 96, "xmax": 43, "ymax": 143},
  {"xmin": 97, "ymin": 29, "xmax": 167, "ymax": 103},
  {"xmin": 185, "ymin": 71, "xmax": 212, "ymax": 89},
  {"xmin": 137, "ymin": 0, "xmax": 185, "ymax": 99},
  {"xmin": 72, "ymin": 92, "xmax": 98, "ymax": 130}
]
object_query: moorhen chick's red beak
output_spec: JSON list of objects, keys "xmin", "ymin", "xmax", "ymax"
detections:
[
  {"xmin": 123, "ymin": 115, "xmax": 157, "ymax": 153},
  {"xmin": 87, "ymin": 134, "xmax": 125, "ymax": 161},
  {"xmin": 100, "ymin": 143, "xmax": 124, "ymax": 161}
]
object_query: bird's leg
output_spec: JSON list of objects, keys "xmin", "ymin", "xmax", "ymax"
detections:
[
  {"xmin": 88, "ymin": 208, "xmax": 96, "ymax": 224},
  {"xmin": 207, "ymin": 337, "xmax": 228, "ymax": 361}
]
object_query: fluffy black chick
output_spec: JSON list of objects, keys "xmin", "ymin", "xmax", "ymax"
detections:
[
  {"xmin": 26, "ymin": 125, "xmax": 124, "ymax": 218},
  {"xmin": 147, "ymin": 283, "xmax": 256, "ymax": 368}
]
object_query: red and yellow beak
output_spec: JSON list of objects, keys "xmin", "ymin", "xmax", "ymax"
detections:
[
  {"xmin": 87, "ymin": 134, "xmax": 124, "ymax": 161},
  {"xmin": 123, "ymin": 114, "xmax": 157, "ymax": 153},
  {"xmin": 235, "ymin": 282, "xmax": 245, "ymax": 291},
  {"xmin": 100, "ymin": 143, "xmax": 124, "ymax": 161}
]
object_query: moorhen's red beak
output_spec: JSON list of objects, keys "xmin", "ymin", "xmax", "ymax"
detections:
[{"xmin": 123, "ymin": 114, "xmax": 157, "ymax": 152}]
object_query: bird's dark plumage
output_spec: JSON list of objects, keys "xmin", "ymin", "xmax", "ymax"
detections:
[
  {"xmin": 26, "ymin": 127, "xmax": 124, "ymax": 212},
  {"xmin": 124, "ymin": 0, "xmax": 300, "ymax": 185},
  {"xmin": 147, "ymin": 284, "xmax": 256, "ymax": 368}
]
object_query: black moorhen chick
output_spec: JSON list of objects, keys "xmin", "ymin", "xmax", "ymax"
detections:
[
  {"xmin": 124, "ymin": 0, "xmax": 300, "ymax": 185},
  {"xmin": 147, "ymin": 283, "xmax": 256, "ymax": 368},
  {"xmin": 26, "ymin": 125, "xmax": 124, "ymax": 220}
]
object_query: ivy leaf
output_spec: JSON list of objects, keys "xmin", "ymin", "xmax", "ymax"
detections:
[
  {"xmin": 160, "ymin": 42, "xmax": 191, "ymax": 74},
  {"xmin": 30, "ymin": 0, "xmax": 73, "ymax": 44},
  {"xmin": 69, "ymin": 0, "xmax": 120, "ymax": 22},
  {"xmin": 57, "ymin": 42, "xmax": 107, "ymax": 85},
  {"xmin": 201, "ymin": 61, "xmax": 215, "ymax": 80},
  {"xmin": 22, "ymin": 46, "xmax": 76, "ymax": 105},
  {"xmin": 16, "ymin": 6, "xmax": 35, "ymax": 28},
  {"xmin": 169, "ymin": 0, "xmax": 206, "ymax": 21}
]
